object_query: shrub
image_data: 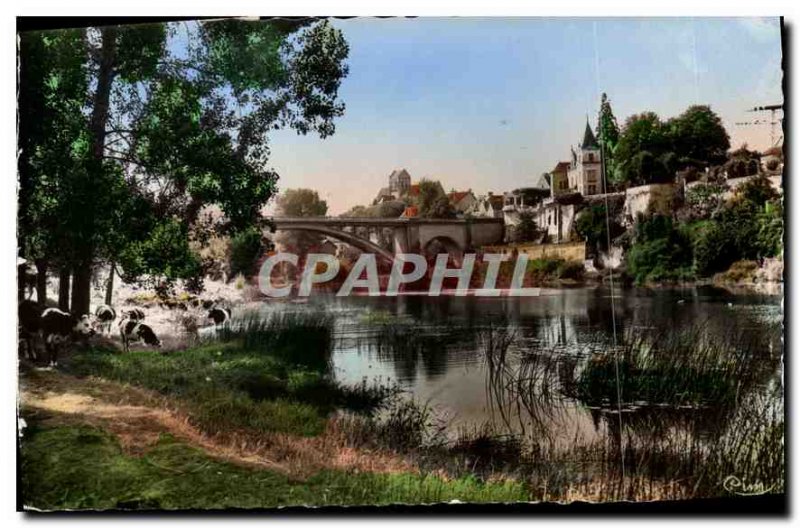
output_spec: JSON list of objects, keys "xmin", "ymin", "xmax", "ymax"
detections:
[
  {"xmin": 684, "ymin": 182, "xmax": 727, "ymax": 220},
  {"xmin": 229, "ymin": 227, "xmax": 264, "ymax": 278},
  {"xmin": 715, "ymin": 260, "xmax": 759, "ymax": 283},
  {"xmin": 757, "ymin": 200, "xmax": 784, "ymax": 257},
  {"xmin": 575, "ymin": 203, "xmax": 624, "ymax": 254},
  {"xmin": 692, "ymin": 195, "xmax": 775, "ymax": 276},
  {"xmin": 626, "ymin": 215, "xmax": 694, "ymax": 283}
]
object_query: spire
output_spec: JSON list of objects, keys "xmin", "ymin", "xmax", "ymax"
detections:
[{"xmin": 581, "ymin": 119, "xmax": 599, "ymax": 149}]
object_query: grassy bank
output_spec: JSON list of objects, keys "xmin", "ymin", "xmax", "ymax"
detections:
[
  {"xmin": 66, "ymin": 311, "xmax": 396, "ymax": 437},
  {"xmin": 23, "ymin": 311, "xmax": 783, "ymax": 507},
  {"xmin": 20, "ymin": 423, "xmax": 527, "ymax": 511}
]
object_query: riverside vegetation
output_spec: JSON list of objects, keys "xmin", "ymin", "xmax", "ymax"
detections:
[{"xmin": 20, "ymin": 309, "xmax": 783, "ymax": 508}]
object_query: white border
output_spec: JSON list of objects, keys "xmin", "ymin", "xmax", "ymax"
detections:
[{"xmin": 3, "ymin": 2, "xmax": 796, "ymax": 526}]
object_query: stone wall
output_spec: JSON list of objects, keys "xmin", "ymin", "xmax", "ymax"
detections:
[
  {"xmin": 623, "ymin": 183, "xmax": 676, "ymax": 223},
  {"xmin": 481, "ymin": 241, "xmax": 586, "ymax": 262}
]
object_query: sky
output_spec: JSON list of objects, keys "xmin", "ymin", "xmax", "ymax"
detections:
[{"xmin": 266, "ymin": 17, "xmax": 784, "ymax": 215}]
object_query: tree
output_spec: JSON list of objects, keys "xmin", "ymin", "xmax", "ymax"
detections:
[
  {"xmin": 692, "ymin": 177, "xmax": 781, "ymax": 276},
  {"xmin": 626, "ymin": 215, "xmax": 694, "ymax": 283},
  {"xmin": 17, "ymin": 29, "xmax": 89, "ymax": 307},
  {"xmin": 666, "ymin": 105, "xmax": 730, "ymax": 168},
  {"xmin": 575, "ymin": 203, "xmax": 625, "ymax": 254},
  {"xmin": 613, "ymin": 105, "xmax": 731, "ymax": 188},
  {"xmin": 509, "ymin": 211, "xmax": 541, "ymax": 243},
  {"xmin": 613, "ymin": 112, "xmax": 671, "ymax": 186},
  {"xmin": 596, "ymin": 93, "xmax": 620, "ymax": 186},
  {"xmin": 273, "ymin": 188, "xmax": 329, "ymax": 256},
  {"xmin": 275, "ymin": 188, "xmax": 328, "ymax": 217},
  {"xmin": 229, "ymin": 227, "xmax": 266, "ymax": 278},
  {"xmin": 18, "ymin": 19, "xmax": 350, "ymax": 314},
  {"xmin": 414, "ymin": 179, "xmax": 456, "ymax": 219}
]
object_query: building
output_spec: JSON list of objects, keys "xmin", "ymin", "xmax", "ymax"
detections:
[
  {"xmin": 374, "ymin": 168, "xmax": 413, "ymax": 204},
  {"xmin": 388, "ymin": 168, "xmax": 412, "ymax": 196},
  {"xmin": 447, "ymin": 189, "xmax": 477, "ymax": 213},
  {"xmin": 567, "ymin": 122, "xmax": 603, "ymax": 196},
  {"xmin": 550, "ymin": 162, "xmax": 571, "ymax": 197},
  {"xmin": 470, "ymin": 192, "xmax": 504, "ymax": 219}
]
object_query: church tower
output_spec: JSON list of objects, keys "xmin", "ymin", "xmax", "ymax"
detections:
[{"xmin": 389, "ymin": 168, "xmax": 412, "ymax": 196}]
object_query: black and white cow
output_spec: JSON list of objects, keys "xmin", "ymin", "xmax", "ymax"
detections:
[
  {"xmin": 120, "ymin": 320, "xmax": 161, "ymax": 353},
  {"xmin": 94, "ymin": 304, "xmax": 117, "ymax": 334},
  {"xmin": 122, "ymin": 308, "xmax": 146, "ymax": 322},
  {"xmin": 18, "ymin": 300, "xmax": 43, "ymax": 360},
  {"xmin": 39, "ymin": 308, "xmax": 95, "ymax": 366},
  {"xmin": 207, "ymin": 307, "xmax": 231, "ymax": 326}
]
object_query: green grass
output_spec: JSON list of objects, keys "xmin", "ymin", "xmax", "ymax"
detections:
[
  {"xmin": 20, "ymin": 424, "xmax": 528, "ymax": 510},
  {"xmin": 66, "ymin": 312, "xmax": 396, "ymax": 437}
]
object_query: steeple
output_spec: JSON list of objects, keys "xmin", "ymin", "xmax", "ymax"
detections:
[{"xmin": 581, "ymin": 120, "xmax": 599, "ymax": 150}]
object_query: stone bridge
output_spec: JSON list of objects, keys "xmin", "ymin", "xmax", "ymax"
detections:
[{"xmin": 271, "ymin": 217, "xmax": 505, "ymax": 262}]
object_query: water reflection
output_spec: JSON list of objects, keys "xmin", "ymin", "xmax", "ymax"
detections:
[{"xmin": 298, "ymin": 286, "xmax": 783, "ymax": 450}]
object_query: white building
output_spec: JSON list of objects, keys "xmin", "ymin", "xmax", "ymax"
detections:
[{"xmin": 567, "ymin": 122, "xmax": 603, "ymax": 196}]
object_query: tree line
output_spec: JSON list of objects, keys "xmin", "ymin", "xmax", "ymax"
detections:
[
  {"xmin": 18, "ymin": 19, "xmax": 349, "ymax": 314},
  {"xmin": 594, "ymin": 93, "xmax": 731, "ymax": 188}
]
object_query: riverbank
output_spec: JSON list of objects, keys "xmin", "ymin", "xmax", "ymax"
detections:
[
  {"xmin": 19, "ymin": 296, "xmax": 784, "ymax": 509},
  {"xmin": 20, "ymin": 371, "xmax": 526, "ymax": 510}
]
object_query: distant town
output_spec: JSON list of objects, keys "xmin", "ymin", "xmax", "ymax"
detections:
[{"xmin": 276, "ymin": 97, "xmax": 784, "ymax": 287}]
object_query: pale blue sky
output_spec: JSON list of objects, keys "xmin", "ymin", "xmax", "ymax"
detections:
[{"xmin": 267, "ymin": 17, "xmax": 783, "ymax": 214}]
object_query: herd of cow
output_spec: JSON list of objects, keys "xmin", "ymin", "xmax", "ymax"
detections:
[{"xmin": 18, "ymin": 299, "xmax": 232, "ymax": 366}]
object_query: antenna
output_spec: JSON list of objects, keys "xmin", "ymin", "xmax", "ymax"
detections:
[
  {"xmin": 593, "ymin": 20, "xmax": 626, "ymax": 490},
  {"xmin": 737, "ymin": 104, "xmax": 784, "ymax": 146}
]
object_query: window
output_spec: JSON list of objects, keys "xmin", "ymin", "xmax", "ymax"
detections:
[
  {"xmin": 587, "ymin": 184, "xmax": 596, "ymax": 195},
  {"xmin": 587, "ymin": 153, "xmax": 594, "ymax": 162}
]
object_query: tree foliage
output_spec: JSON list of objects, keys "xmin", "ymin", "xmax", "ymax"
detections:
[
  {"xmin": 595, "ymin": 93, "xmax": 620, "ymax": 182},
  {"xmin": 613, "ymin": 105, "xmax": 730, "ymax": 188},
  {"xmin": 692, "ymin": 176, "xmax": 781, "ymax": 276},
  {"xmin": 666, "ymin": 105, "xmax": 730, "ymax": 168},
  {"xmin": 18, "ymin": 19, "xmax": 350, "ymax": 312},
  {"xmin": 413, "ymin": 179, "xmax": 456, "ymax": 219},
  {"xmin": 626, "ymin": 215, "xmax": 694, "ymax": 284},
  {"xmin": 575, "ymin": 203, "xmax": 624, "ymax": 253},
  {"xmin": 613, "ymin": 112, "xmax": 672, "ymax": 186},
  {"xmin": 229, "ymin": 227, "xmax": 266, "ymax": 278},
  {"xmin": 276, "ymin": 188, "xmax": 329, "ymax": 217}
]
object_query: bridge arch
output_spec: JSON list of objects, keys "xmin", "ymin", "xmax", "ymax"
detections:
[{"xmin": 272, "ymin": 225, "xmax": 395, "ymax": 263}]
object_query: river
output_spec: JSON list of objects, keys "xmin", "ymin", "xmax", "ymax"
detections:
[{"xmin": 258, "ymin": 285, "xmax": 783, "ymax": 450}]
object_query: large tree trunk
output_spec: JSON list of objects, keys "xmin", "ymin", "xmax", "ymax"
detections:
[
  {"xmin": 71, "ymin": 26, "xmax": 118, "ymax": 316},
  {"xmin": 34, "ymin": 259, "xmax": 48, "ymax": 307},
  {"xmin": 58, "ymin": 267, "xmax": 71, "ymax": 311},
  {"xmin": 71, "ymin": 265, "xmax": 93, "ymax": 316}
]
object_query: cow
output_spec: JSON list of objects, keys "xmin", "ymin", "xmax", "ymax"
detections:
[
  {"xmin": 207, "ymin": 307, "xmax": 231, "ymax": 326},
  {"xmin": 122, "ymin": 308, "xmax": 146, "ymax": 322},
  {"xmin": 94, "ymin": 304, "xmax": 116, "ymax": 334},
  {"xmin": 120, "ymin": 320, "xmax": 161, "ymax": 353},
  {"xmin": 39, "ymin": 308, "xmax": 95, "ymax": 366},
  {"xmin": 18, "ymin": 300, "xmax": 43, "ymax": 360}
]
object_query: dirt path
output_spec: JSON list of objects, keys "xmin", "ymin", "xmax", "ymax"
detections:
[{"xmin": 19, "ymin": 369, "xmax": 415, "ymax": 479}]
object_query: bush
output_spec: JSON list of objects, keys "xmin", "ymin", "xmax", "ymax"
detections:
[
  {"xmin": 684, "ymin": 182, "xmax": 727, "ymax": 220},
  {"xmin": 757, "ymin": 200, "xmax": 784, "ymax": 257},
  {"xmin": 575, "ymin": 203, "xmax": 624, "ymax": 254},
  {"xmin": 626, "ymin": 215, "xmax": 694, "ymax": 283},
  {"xmin": 715, "ymin": 260, "xmax": 759, "ymax": 283},
  {"xmin": 229, "ymin": 227, "xmax": 264, "ymax": 278},
  {"xmin": 692, "ymin": 195, "xmax": 775, "ymax": 277}
]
